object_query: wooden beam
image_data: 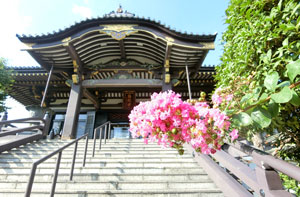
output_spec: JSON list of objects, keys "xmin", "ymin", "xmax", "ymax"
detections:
[
  {"xmin": 27, "ymin": 51, "xmax": 51, "ymax": 71},
  {"xmin": 64, "ymin": 43, "xmax": 83, "ymax": 68},
  {"xmin": 64, "ymin": 43, "xmax": 84, "ymax": 77},
  {"xmin": 196, "ymin": 50, "xmax": 208, "ymax": 70},
  {"xmin": 163, "ymin": 43, "xmax": 172, "ymax": 66},
  {"xmin": 119, "ymin": 40, "xmax": 126, "ymax": 59},
  {"xmin": 82, "ymin": 79, "xmax": 163, "ymax": 88},
  {"xmin": 83, "ymin": 88, "xmax": 99, "ymax": 110}
]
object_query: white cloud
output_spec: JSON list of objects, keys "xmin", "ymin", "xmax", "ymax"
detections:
[{"xmin": 72, "ymin": 4, "xmax": 92, "ymax": 19}]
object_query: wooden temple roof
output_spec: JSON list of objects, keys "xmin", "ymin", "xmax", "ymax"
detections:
[{"xmin": 10, "ymin": 7, "xmax": 216, "ymax": 108}]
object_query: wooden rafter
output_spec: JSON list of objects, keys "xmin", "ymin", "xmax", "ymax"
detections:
[
  {"xmin": 64, "ymin": 43, "xmax": 83, "ymax": 73},
  {"xmin": 196, "ymin": 50, "xmax": 208, "ymax": 70},
  {"xmin": 27, "ymin": 51, "xmax": 51, "ymax": 71}
]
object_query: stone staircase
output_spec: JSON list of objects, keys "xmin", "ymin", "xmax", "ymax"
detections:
[{"xmin": 0, "ymin": 138, "xmax": 223, "ymax": 196}]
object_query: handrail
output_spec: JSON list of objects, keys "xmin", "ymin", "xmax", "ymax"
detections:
[
  {"xmin": 25, "ymin": 133, "xmax": 89, "ymax": 197},
  {"xmin": 0, "ymin": 125, "xmax": 43, "ymax": 137},
  {"xmin": 227, "ymin": 141, "xmax": 300, "ymax": 182},
  {"xmin": 187, "ymin": 140, "xmax": 300, "ymax": 197},
  {"xmin": 92, "ymin": 121, "xmax": 111, "ymax": 157},
  {"xmin": 0, "ymin": 117, "xmax": 45, "ymax": 126},
  {"xmin": 0, "ymin": 114, "xmax": 51, "ymax": 153}
]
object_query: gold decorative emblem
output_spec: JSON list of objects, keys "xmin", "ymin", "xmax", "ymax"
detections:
[
  {"xmin": 100, "ymin": 24, "xmax": 138, "ymax": 40},
  {"xmin": 165, "ymin": 37, "xmax": 174, "ymax": 43},
  {"xmin": 62, "ymin": 37, "xmax": 71, "ymax": 43}
]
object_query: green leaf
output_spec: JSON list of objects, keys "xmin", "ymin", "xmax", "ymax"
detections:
[
  {"xmin": 264, "ymin": 71, "xmax": 279, "ymax": 92},
  {"xmin": 241, "ymin": 93, "xmax": 252, "ymax": 104},
  {"xmin": 276, "ymin": 81, "xmax": 290, "ymax": 89},
  {"xmin": 259, "ymin": 93, "xmax": 268, "ymax": 102},
  {"xmin": 290, "ymin": 90, "xmax": 300, "ymax": 106},
  {"xmin": 267, "ymin": 49, "xmax": 272, "ymax": 60},
  {"xmin": 268, "ymin": 100, "xmax": 279, "ymax": 117},
  {"xmin": 282, "ymin": 38, "xmax": 289, "ymax": 47},
  {"xmin": 233, "ymin": 112, "xmax": 253, "ymax": 127},
  {"xmin": 271, "ymin": 86, "xmax": 293, "ymax": 103},
  {"xmin": 251, "ymin": 107, "xmax": 272, "ymax": 128},
  {"xmin": 253, "ymin": 87, "xmax": 262, "ymax": 101},
  {"xmin": 287, "ymin": 59, "xmax": 300, "ymax": 82}
]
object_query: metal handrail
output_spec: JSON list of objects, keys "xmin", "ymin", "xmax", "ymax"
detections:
[
  {"xmin": 92, "ymin": 121, "xmax": 111, "ymax": 157},
  {"xmin": 25, "ymin": 133, "xmax": 89, "ymax": 197}
]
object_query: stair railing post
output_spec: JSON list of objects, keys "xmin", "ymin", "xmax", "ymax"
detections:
[
  {"xmin": 252, "ymin": 151, "xmax": 285, "ymax": 197},
  {"xmin": 24, "ymin": 163, "xmax": 38, "ymax": 197},
  {"xmin": 108, "ymin": 122, "xmax": 111, "ymax": 140},
  {"xmin": 42, "ymin": 112, "xmax": 51, "ymax": 138},
  {"xmin": 104, "ymin": 124, "xmax": 107, "ymax": 144},
  {"xmin": 92, "ymin": 128, "xmax": 97, "ymax": 157},
  {"xmin": 99, "ymin": 127, "xmax": 103, "ymax": 150},
  {"xmin": 69, "ymin": 141, "xmax": 78, "ymax": 181},
  {"xmin": 50, "ymin": 151, "xmax": 62, "ymax": 197},
  {"xmin": 82, "ymin": 135, "xmax": 88, "ymax": 167}
]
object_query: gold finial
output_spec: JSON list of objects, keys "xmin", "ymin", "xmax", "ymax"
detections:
[{"xmin": 117, "ymin": 4, "xmax": 123, "ymax": 13}]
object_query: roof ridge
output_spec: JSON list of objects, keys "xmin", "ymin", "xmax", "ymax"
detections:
[{"xmin": 16, "ymin": 8, "xmax": 217, "ymax": 42}]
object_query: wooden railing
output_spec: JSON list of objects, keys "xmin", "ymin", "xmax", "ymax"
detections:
[
  {"xmin": 0, "ymin": 113, "xmax": 50, "ymax": 153},
  {"xmin": 184, "ymin": 141, "xmax": 300, "ymax": 197}
]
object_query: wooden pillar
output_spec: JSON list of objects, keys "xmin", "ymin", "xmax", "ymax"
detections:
[
  {"xmin": 62, "ymin": 83, "xmax": 82, "ymax": 139},
  {"xmin": 162, "ymin": 69, "xmax": 172, "ymax": 91}
]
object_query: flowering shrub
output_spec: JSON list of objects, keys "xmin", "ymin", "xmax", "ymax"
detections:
[{"xmin": 129, "ymin": 90, "xmax": 238, "ymax": 155}]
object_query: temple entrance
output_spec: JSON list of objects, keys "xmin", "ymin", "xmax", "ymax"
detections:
[
  {"xmin": 110, "ymin": 123, "xmax": 130, "ymax": 139},
  {"xmin": 108, "ymin": 112, "xmax": 130, "ymax": 139}
]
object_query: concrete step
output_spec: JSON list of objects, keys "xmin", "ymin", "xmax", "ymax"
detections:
[
  {"xmin": 0, "ymin": 166, "xmax": 206, "ymax": 174},
  {"xmin": 0, "ymin": 138, "xmax": 224, "ymax": 196},
  {"xmin": 0, "ymin": 161, "xmax": 199, "ymax": 168},
  {"xmin": 0, "ymin": 180, "xmax": 218, "ymax": 190},
  {"xmin": 0, "ymin": 153, "xmax": 193, "ymax": 160},
  {"xmin": 5, "ymin": 149, "xmax": 183, "ymax": 155},
  {"xmin": 0, "ymin": 173, "xmax": 210, "ymax": 182},
  {"xmin": 0, "ymin": 189, "xmax": 223, "ymax": 197},
  {"xmin": 0, "ymin": 157, "xmax": 196, "ymax": 163}
]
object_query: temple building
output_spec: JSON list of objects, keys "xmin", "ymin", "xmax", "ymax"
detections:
[{"xmin": 9, "ymin": 7, "xmax": 216, "ymax": 139}]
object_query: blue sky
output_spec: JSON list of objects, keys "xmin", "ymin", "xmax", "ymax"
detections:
[{"xmin": 0, "ymin": 0, "xmax": 229, "ymax": 118}]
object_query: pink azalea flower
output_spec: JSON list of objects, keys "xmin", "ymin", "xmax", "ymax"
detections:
[{"xmin": 230, "ymin": 129, "xmax": 239, "ymax": 141}]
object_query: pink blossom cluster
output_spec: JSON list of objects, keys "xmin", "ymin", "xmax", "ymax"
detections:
[
  {"xmin": 129, "ymin": 90, "xmax": 238, "ymax": 155},
  {"xmin": 212, "ymin": 88, "xmax": 233, "ymax": 107}
]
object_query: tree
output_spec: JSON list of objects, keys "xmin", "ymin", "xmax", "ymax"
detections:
[
  {"xmin": 216, "ymin": 0, "xmax": 300, "ymax": 159},
  {"xmin": 215, "ymin": 0, "xmax": 300, "ymax": 192},
  {"xmin": 0, "ymin": 58, "xmax": 14, "ymax": 113}
]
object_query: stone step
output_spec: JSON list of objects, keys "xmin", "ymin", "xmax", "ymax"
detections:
[
  {"xmin": 6, "ymin": 149, "xmax": 182, "ymax": 155},
  {"xmin": 0, "ymin": 173, "xmax": 210, "ymax": 182},
  {"xmin": 0, "ymin": 189, "xmax": 223, "ymax": 197},
  {"xmin": 0, "ymin": 180, "xmax": 218, "ymax": 191},
  {"xmin": 0, "ymin": 153, "xmax": 193, "ymax": 160},
  {"xmin": 0, "ymin": 161, "xmax": 199, "ymax": 168},
  {"xmin": 0, "ymin": 138, "xmax": 223, "ymax": 196},
  {"xmin": 0, "ymin": 166, "xmax": 206, "ymax": 174},
  {"xmin": 0, "ymin": 157, "xmax": 196, "ymax": 163}
]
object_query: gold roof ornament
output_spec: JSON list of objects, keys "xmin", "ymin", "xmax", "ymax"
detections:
[{"xmin": 100, "ymin": 24, "xmax": 138, "ymax": 41}]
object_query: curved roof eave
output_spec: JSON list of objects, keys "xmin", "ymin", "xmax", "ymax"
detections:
[{"xmin": 16, "ymin": 16, "xmax": 217, "ymax": 44}]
